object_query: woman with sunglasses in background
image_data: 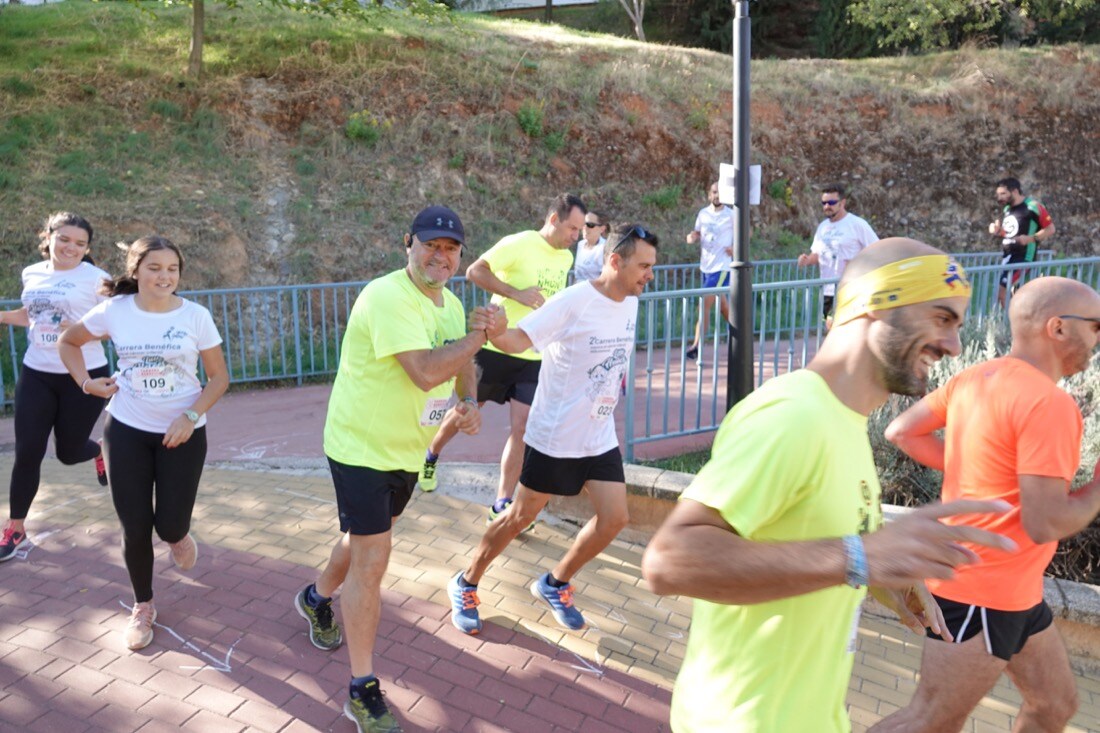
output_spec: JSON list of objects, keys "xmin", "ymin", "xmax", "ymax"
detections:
[
  {"xmin": 0, "ymin": 212, "xmax": 111, "ymax": 563},
  {"xmin": 574, "ymin": 210, "xmax": 609, "ymax": 282}
]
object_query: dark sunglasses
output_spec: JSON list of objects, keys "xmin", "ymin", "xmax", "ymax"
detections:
[
  {"xmin": 611, "ymin": 225, "xmax": 655, "ymax": 253},
  {"xmin": 585, "ymin": 222, "xmax": 604, "ymax": 228},
  {"xmin": 821, "ymin": 199, "xmax": 840, "ymax": 207},
  {"xmin": 1059, "ymin": 315, "xmax": 1100, "ymax": 325}
]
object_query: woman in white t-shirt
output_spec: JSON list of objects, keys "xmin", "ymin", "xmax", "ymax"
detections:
[
  {"xmin": 573, "ymin": 210, "xmax": 608, "ymax": 282},
  {"xmin": 59, "ymin": 236, "xmax": 229, "ymax": 651},
  {"xmin": 0, "ymin": 212, "xmax": 112, "ymax": 563}
]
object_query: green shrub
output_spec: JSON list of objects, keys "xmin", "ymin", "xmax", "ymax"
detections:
[
  {"xmin": 767, "ymin": 177, "xmax": 793, "ymax": 207},
  {"xmin": 516, "ymin": 101, "xmax": 544, "ymax": 138},
  {"xmin": 642, "ymin": 183, "xmax": 683, "ymax": 210},
  {"xmin": 147, "ymin": 98, "xmax": 183, "ymax": 120},
  {"xmin": 345, "ymin": 110, "xmax": 386, "ymax": 147},
  {"xmin": 544, "ymin": 129, "xmax": 566, "ymax": 154}
]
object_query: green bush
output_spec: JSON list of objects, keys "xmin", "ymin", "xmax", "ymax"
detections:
[
  {"xmin": 544, "ymin": 129, "xmax": 566, "ymax": 154},
  {"xmin": 345, "ymin": 110, "xmax": 385, "ymax": 147},
  {"xmin": 516, "ymin": 101, "xmax": 544, "ymax": 138},
  {"xmin": 642, "ymin": 183, "xmax": 683, "ymax": 210}
]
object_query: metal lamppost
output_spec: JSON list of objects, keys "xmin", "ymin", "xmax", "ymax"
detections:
[{"xmin": 727, "ymin": 0, "xmax": 754, "ymax": 410}]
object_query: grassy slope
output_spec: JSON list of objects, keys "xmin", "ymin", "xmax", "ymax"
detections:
[{"xmin": 1, "ymin": 2, "xmax": 1098, "ymax": 294}]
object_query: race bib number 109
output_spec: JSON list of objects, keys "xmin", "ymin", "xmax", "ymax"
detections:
[{"xmin": 131, "ymin": 367, "xmax": 175, "ymax": 397}]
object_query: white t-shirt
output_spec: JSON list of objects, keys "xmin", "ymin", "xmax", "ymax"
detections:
[
  {"xmin": 573, "ymin": 238, "xmax": 606, "ymax": 282},
  {"xmin": 21, "ymin": 261, "xmax": 110, "ymax": 373},
  {"xmin": 81, "ymin": 295, "xmax": 222, "ymax": 433},
  {"xmin": 519, "ymin": 281, "xmax": 637, "ymax": 458},
  {"xmin": 810, "ymin": 213, "xmax": 878, "ymax": 295},
  {"xmin": 694, "ymin": 205, "xmax": 734, "ymax": 274}
]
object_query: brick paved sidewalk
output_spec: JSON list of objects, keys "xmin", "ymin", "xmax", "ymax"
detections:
[{"xmin": 1, "ymin": 456, "xmax": 1099, "ymax": 732}]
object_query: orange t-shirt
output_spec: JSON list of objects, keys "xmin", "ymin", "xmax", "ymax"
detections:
[{"xmin": 924, "ymin": 357, "xmax": 1082, "ymax": 611}]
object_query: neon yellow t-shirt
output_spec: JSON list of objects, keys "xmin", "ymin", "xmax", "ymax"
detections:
[
  {"xmin": 323, "ymin": 270, "xmax": 467, "ymax": 472},
  {"xmin": 672, "ymin": 370, "xmax": 883, "ymax": 733},
  {"xmin": 479, "ymin": 230, "xmax": 573, "ymax": 361}
]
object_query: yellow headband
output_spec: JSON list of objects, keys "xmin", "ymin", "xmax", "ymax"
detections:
[{"xmin": 833, "ymin": 255, "xmax": 971, "ymax": 326}]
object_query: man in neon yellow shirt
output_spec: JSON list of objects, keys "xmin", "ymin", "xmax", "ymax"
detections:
[
  {"xmin": 643, "ymin": 238, "xmax": 1016, "ymax": 733},
  {"xmin": 418, "ymin": 194, "xmax": 585, "ymax": 526},
  {"xmin": 294, "ymin": 205, "xmax": 505, "ymax": 733}
]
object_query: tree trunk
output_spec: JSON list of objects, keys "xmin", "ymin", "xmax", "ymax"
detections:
[
  {"xmin": 544, "ymin": 0, "xmax": 552, "ymax": 23},
  {"xmin": 188, "ymin": 0, "xmax": 204, "ymax": 79}
]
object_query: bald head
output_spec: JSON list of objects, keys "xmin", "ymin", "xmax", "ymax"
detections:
[
  {"xmin": 838, "ymin": 237, "xmax": 945, "ymax": 292},
  {"xmin": 1009, "ymin": 277, "xmax": 1100, "ymax": 339}
]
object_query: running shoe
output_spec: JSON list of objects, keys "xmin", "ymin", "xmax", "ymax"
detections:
[
  {"xmin": 487, "ymin": 497, "xmax": 536, "ymax": 532},
  {"xmin": 0, "ymin": 526, "xmax": 26, "ymax": 563},
  {"xmin": 94, "ymin": 440, "xmax": 108, "ymax": 487},
  {"xmin": 169, "ymin": 533, "xmax": 198, "ymax": 571},
  {"xmin": 531, "ymin": 572, "xmax": 585, "ymax": 630},
  {"xmin": 124, "ymin": 601, "xmax": 157, "ymax": 650},
  {"xmin": 294, "ymin": 584, "xmax": 343, "ymax": 650},
  {"xmin": 447, "ymin": 571, "xmax": 482, "ymax": 635},
  {"xmin": 345, "ymin": 679, "xmax": 403, "ymax": 733},
  {"xmin": 417, "ymin": 459, "xmax": 438, "ymax": 492},
  {"xmin": 685, "ymin": 344, "xmax": 699, "ymax": 361}
]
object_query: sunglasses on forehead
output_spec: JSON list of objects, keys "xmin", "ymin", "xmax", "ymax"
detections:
[{"xmin": 611, "ymin": 225, "xmax": 655, "ymax": 253}]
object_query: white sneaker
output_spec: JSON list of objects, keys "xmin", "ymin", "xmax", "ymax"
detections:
[
  {"xmin": 170, "ymin": 534, "xmax": 198, "ymax": 571},
  {"xmin": 124, "ymin": 601, "xmax": 157, "ymax": 650}
]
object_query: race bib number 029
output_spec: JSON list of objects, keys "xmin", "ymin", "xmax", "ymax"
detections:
[
  {"xmin": 131, "ymin": 367, "xmax": 175, "ymax": 397},
  {"xmin": 590, "ymin": 394, "xmax": 618, "ymax": 420},
  {"xmin": 420, "ymin": 397, "xmax": 450, "ymax": 427}
]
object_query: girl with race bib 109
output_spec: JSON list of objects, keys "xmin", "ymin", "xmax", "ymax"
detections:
[
  {"xmin": 59, "ymin": 235, "xmax": 229, "ymax": 651},
  {"xmin": 0, "ymin": 213, "xmax": 112, "ymax": 563}
]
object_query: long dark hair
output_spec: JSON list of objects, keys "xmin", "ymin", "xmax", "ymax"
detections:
[
  {"xmin": 100, "ymin": 236, "xmax": 184, "ymax": 297},
  {"xmin": 38, "ymin": 211, "xmax": 96, "ymax": 265}
]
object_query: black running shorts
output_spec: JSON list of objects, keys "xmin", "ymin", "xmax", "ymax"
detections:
[
  {"xmin": 327, "ymin": 457, "xmax": 416, "ymax": 536},
  {"xmin": 926, "ymin": 595, "xmax": 1054, "ymax": 661},
  {"xmin": 475, "ymin": 348, "xmax": 541, "ymax": 406},
  {"xmin": 519, "ymin": 444, "xmax": 625, "ymax": 497}
]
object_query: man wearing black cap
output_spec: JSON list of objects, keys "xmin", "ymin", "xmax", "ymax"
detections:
[{"xmin": 293, "ymin": 205, "xmax": 506, "ymax": 733}]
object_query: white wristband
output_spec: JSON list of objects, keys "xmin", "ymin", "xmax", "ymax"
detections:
[{"xmin": 81, "ymin": 378, "xmax": 92, "ymax": 394}]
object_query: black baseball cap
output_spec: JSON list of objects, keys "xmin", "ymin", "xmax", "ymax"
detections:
[{"xmin": 409, "ymin": 205, "xmax": 465, "ymax": 247}]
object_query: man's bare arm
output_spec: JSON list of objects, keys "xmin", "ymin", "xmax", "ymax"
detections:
[{"xmin": 885, "ymin": 400, "xmax": 947, "ymax": 471}]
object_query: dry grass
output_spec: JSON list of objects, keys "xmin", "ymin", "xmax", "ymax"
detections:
[{"xmin": 1, "ymin": 2, "xmax": 1099, "ymax": 295}]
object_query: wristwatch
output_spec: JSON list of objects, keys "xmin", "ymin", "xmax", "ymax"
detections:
[{"xmin": 183, "ymin": 410, "xmax": 201, "ymax": 424}]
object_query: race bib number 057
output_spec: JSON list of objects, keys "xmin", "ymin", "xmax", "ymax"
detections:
[{"xmin": 420, "ymin": 397, "xmax": 450, "ymax": 427}]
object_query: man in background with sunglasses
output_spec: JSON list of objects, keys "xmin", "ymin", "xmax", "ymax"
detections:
[
  {"xmin": 870, "ymin": 276, "xmax": 1100, "ymax": 733},
  {"xmin": 798, "ymin": 183, "xmax": 878, "ymax": 323},
  {"xmin": 447, "ymin": 224, "xmax": 658, "ymax": 635}
]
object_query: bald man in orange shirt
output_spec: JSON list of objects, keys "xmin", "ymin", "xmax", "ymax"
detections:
[{"xmin": 871, "ymin": 276, "xmax": 1100, "ymax": 733}]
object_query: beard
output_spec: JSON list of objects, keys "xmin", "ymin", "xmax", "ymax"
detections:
[{"xmin": 875, "ymin": 314, "xmax": 944, "ymax": 397}]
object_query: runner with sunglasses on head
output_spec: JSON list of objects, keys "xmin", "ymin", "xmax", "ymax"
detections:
[{"xmin": 447, "ymin": 223, "xmax": 658, "ymax": 635}]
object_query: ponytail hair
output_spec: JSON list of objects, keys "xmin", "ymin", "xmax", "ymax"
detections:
[
  {"xmin": 100, "ymin": 235, "xmax": 184, "ymax": 297},
  {"xmin": 38, "ymin": 211, "xmax": 94, "ymax": 261}
]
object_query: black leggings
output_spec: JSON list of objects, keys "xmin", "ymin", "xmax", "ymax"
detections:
[
  {"xmin": 104, "ymin": 416, "xmax": 207, "ymax": 603},
  {"xmin": 9, "ymin": 364, "xmax": 109, "ymax": 520}
]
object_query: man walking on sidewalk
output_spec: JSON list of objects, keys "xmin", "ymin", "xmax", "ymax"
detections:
[
  {"xmin": 293, "ymin": 205, "xmax": 505, "ymax": 733},
  {"xmin": 447, "ymin": 223, "xmax": 658, "ymax": 635}
]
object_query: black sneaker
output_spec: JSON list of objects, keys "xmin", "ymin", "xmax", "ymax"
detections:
[
  {"xmin": 0, "ymin": 526, "xmax": 26, "ymax": 563},
  {"xmin": 94, "ymin": 439, "xmax": 108, "ymax": 487},
  {"xmin": 685, "ymin": 344, "xmax": 699, "ymax": 361},
  {"xmin": 294, "ymin": 584, "xmax": 343, "ymax": 650},
  {"xmin": 345, "ymin": 678, "xmax": 402, "ymax": 733}
]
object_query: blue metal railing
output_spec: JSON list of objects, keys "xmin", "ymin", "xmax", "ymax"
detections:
[{"xmin": 0, "ymin": 251, "xmax": 1074, "ymax": 461}]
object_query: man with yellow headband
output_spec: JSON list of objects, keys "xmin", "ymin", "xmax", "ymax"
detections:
[{"xmin": 643, "ymin": 238, "xmax": 1015, "ymax": 733}]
